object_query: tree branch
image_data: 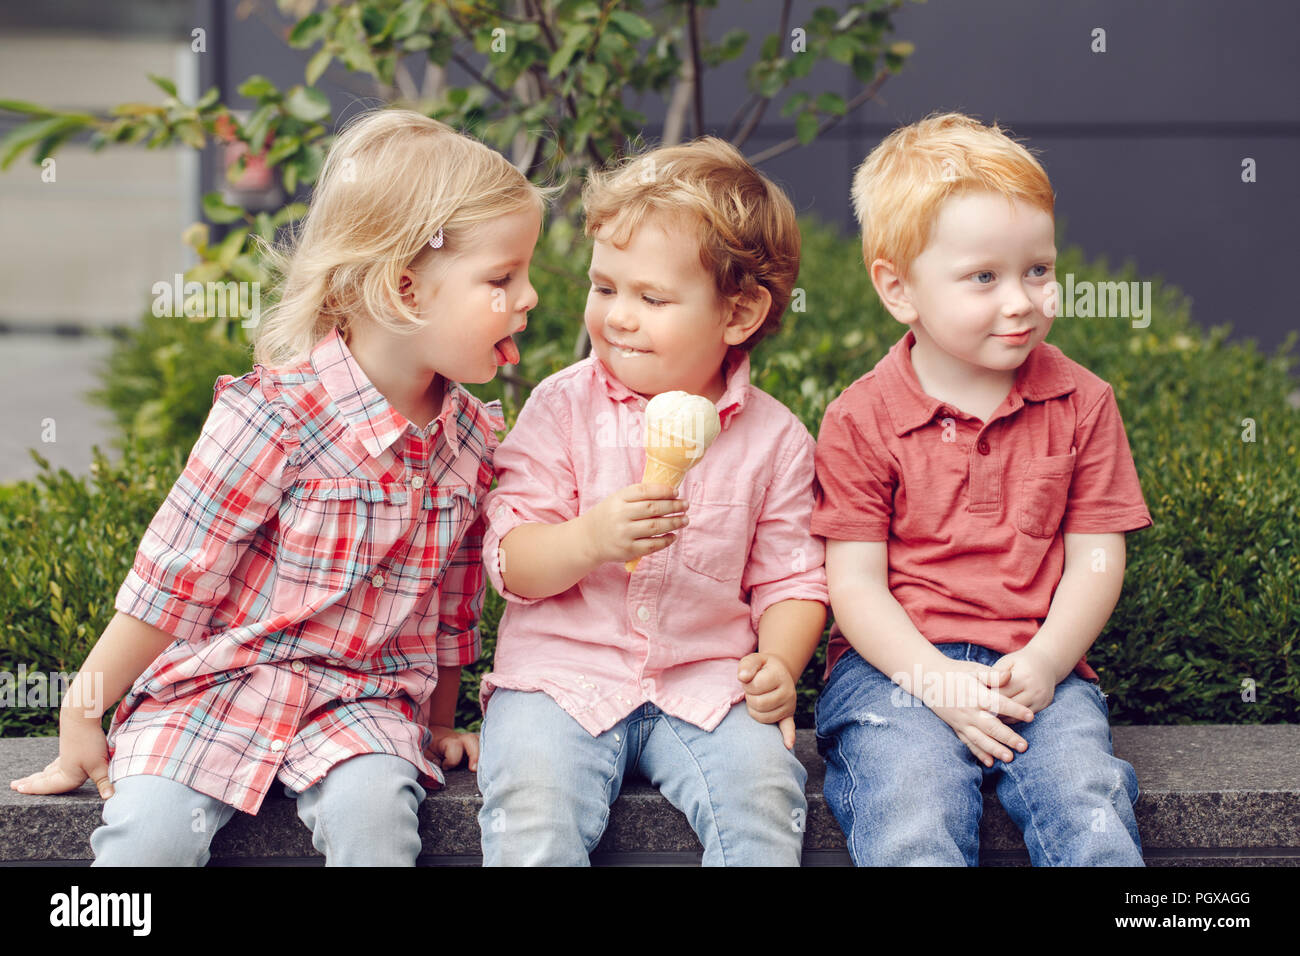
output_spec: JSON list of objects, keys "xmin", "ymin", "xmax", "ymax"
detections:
[
  {"xmin": 687, "ymin": 0, "xmax": 704, "ymax": 138},
  {"xmin": 745, "ymin": 67, "xmax": 890, "ymax": 165},
  {"xmin": 732, "ymin": 0, "xmax": 791, "ymax": 150}
]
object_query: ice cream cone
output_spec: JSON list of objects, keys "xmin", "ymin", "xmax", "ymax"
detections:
[{"xmin": 625, "ymin": 392, "xmax": 721, "ymax": 573}]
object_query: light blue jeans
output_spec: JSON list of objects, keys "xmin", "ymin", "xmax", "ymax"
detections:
[
  {"xmin": 815, "ymin": 645, "xmax": 1144, "ymax": 866},
  {"xmin": 477, "ymin": 689, "xmax": 808, "ymax": 866},
  {"xmin": 90, "ymin": 752, "xmax": 426, "ymax": 866}
]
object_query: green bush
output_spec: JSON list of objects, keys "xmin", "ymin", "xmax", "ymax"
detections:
[{"xmin": 4, "ymin": 217, "xmax": 1297, "ymax": 736}]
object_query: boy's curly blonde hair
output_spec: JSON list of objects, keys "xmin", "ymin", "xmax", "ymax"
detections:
[
  {"xmin": 581, "ymin": 136, "xmax": 800, "ymax": 352},
  {"xmin": 851, "ymin": 111, "xmax": 1055, "ymax": 279}
]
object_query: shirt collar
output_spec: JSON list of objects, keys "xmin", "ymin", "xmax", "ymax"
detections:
[
  {"xmin": 310, "ymin": 326, "xmax": 470, "ymax": 457},
  {"xmin": 878, "ymin": 329, "xmax": 1076, "ymax": 437},
  {"xmin": 587, "ymin": 348, "xmax": 752, "ymax": 427}
]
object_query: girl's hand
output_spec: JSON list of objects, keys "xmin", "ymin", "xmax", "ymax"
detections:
[
  {"xmin": 992, "ymin": 646, "xmax": 1058, "ymax": 720},
  {"xmin": 921, "ymin": 662, "xmax": 1034, "ymax": 769},
  {"xmin": 9, "ymin": 714, "xmax": 114, "ymax": 799},
  {"xmin": 738, "ymin": 653, "xmax": 797, "ymax": 749},
  {"xmin": 578, "ymin": 483, "xmax": 688, "ymax": 566},
  {"xmin": 429, "ymin": 726, "xmax": 479, "ymax": 772}
]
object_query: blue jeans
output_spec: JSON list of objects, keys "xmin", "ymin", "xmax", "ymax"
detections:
[
  {"xmin": 477, "ymin": 689, "xmax": 808, "ymax": 865},
  {"xmin": 90, "ymin": 752, "xmax": 426, "ymax": 866},
  {"xmin": 815, "ymin": 645, "xmax": 1143, "ymax": 866}
]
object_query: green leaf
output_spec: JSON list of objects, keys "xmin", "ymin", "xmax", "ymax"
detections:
[
  {"xmin": 195, "ymin": 87, "xmax": 221, "ymax": 111},
  {"xmin": 264, "ymin": 136, "xmax": 300, "ymax": 168},
  {"xmin": 242, "ymin": 103, "xmax": 277, "ymax": 149},
  {"xmin": 215, "ymin": 227, "xmax": 249, "ymax": 269},
  {"xmin": 608, "ymin": 10, "xmax": 654, "ymax": 39},
  {"xmin": 271, "ymin": 202, "xmax": 308, "ymax": 227},
  {"xmin": 582, "ymin": 61, "xmax": 608, "ymax": 95},
  {"xmin": 284, "ymin": 86, "xmax": 331, "ymax": 123},
  {"xmin": 547, "ymin": 23, "xmax": 591, "ymax": 78},
  {"xmin": 201, "ymin": 192, "xmax": 245, "ymax": 224},
  {"xmin": 827, "ymin": 35, "xmax": 856, "ymax": 64},
  {"xmin": 175, "ymin": 120, "xmax": 206, "ymax": 149},
  {"xmin": 147, "ymin": 73, "xmax": 178, "ymax": 97},
  {"xmin": 294, "ymin": 142, "xmax": 324, "ymax": 185},
  {"xmin": 305, "ymin": 48, "xmax": 332, "ymax": 86},
  {"xmin": 237, "ymin": 75, "xmax": 279, "ymax": 100},
  {"xmin": 0, "ymin": 115, "xmax": 84, "ymax": 170},
  {"xmin": 795, "ymin": 110, "xmax": 819, "ymax": 145},
  {"xmin": 392, "ymin": 0, "xmax": 424, "ymax": 39},
  {"xmin": 816, "ymin": 92, "xmax": 846, "ymax": 115},
  {"xmin": 288, "ymin": 12, "xmax": 326, "ymax": 47},
  {"xmin": 0, "ymin": 99, "xmax": 55, "ymax": 117}
]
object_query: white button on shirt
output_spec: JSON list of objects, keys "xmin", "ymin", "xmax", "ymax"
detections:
[
  {"xmin": 270, "ymin": 740, "xmax": 285, "ymax": 753},
  {"xmin": 371, "ymin": 573, "xmax": 385, "ymax": 588},
  {"xmin": 411, "ymin": 475, "xmax": 424, "ymax": 489},
  {"xmin": 290, "ymin": 661, "xmax": 305, "ymax": 674},
  {"xmin": 636, "ymin": 605, "xmax": 650, "ymax": 622}
]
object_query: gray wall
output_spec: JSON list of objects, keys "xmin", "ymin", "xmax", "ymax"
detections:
[{"xmin": 204, "ymin": 0, "xmax": 1298, "ymax": 357}]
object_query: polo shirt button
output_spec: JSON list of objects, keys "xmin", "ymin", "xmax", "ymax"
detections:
[
  {"xmin": 270, "ymin": 740, "xmax": 284, "ymax": 753},
  {"xmin": 290, "ymin": 661, "xmax": 305, "ymax": 674},
  {"xmin": 326, "ymin": 657, "xmax": 342, "ymax": 665},
  {"xmin": 636, "ymin": 605, "xmax": 650, "ymax": 622},
  {"xmin": 411, "ymin": 475, "xmax": 424, "ymax": 489},
  {"xmin": 977, "ymin": 439, "xmax": 991, "ymax": 455},
  {"xmin": 372, "ymin": 572, "xmax": 385, "ymax": 588}
]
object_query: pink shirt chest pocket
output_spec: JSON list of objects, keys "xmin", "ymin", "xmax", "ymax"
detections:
[{"xmin": 675, "ymin": 475, "xmax": 761, "ymax": 584}]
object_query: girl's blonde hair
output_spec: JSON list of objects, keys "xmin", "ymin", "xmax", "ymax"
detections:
[
  {"xmin": 851, "ymin": 111, "xmax": 1055, "ymax": 279},
  {"xmin": 580, "ymin": 136, "xmax": 800, "ymax": 352},
  {"xmin": 253, "ymin": 109, "xmax": 552, "ymax": 369}
]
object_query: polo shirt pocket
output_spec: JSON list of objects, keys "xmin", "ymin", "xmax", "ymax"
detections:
[
  {"xmin": 679, "ymin": 500, "xmax": 752, "ymax": 582},
  {"xmin": 1016, "ymin": 451, "xmax": 1076, "ymax": 538},
  {"xmin": 273, "ymin": 479, "xmax": 411, "ymax": 610}
]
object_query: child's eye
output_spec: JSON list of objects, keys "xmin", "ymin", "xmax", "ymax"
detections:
[
  {"xmin": 591, "ymin": 284, "xmax": 612, "ymax": 296},
  {"xmin": 642, "ymin": 295, "xmax": 666, "ymax": 306},
  {"xmin": 971, "ymin": 271, "xmax": 995, "ymax": 285},
  {"xmin": 490, "ymin": 275, "xmax": 513, "ymax": 287},
  {"xmin": 1027, "ymin": 264, "xmax": 1051, "ymax": 278}
]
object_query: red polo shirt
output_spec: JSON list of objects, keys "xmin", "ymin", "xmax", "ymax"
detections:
[{"xmin": 812, "ymin": 330, "xmax": 1153, "ymax": 680}]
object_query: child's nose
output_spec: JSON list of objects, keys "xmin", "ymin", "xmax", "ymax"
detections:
[{"xmin": 606, "ymin": 300, "xmax": 637, "ymax": 331}]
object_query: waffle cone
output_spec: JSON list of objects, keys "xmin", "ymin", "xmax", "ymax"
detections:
[{"xmin": 625, "ymin": 445, "xmax": 701, "ymax": 572}]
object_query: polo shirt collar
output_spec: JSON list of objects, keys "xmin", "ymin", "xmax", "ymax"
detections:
[
  {"xmin": 588, "ymin": 348, "xmax": 752, "ymax": 427},
  {"xmin": 310, "ymin": 326, "xmax": 466, "ymax": 457},
  {"xmin": 879, "ymin": 329, "xmax": 1076, "ymax": 437}
]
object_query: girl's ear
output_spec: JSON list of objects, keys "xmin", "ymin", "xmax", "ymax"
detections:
[{"xmin": 722, "ymin": 286, "xmax": 773, "ymax": 347}]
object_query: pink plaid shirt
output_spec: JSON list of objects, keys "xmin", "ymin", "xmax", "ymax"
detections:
[
  {"xmin": 481, "ymin": 352, "xmax": 828, "ymax": 736},
  {"xmin": 108, "ymin": 327, "xmax": 502, "ymax": 814}
]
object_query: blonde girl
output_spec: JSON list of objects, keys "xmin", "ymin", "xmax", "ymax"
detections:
[{"xmin": 11, "ymin": 109, "xmax": 549, "ymax": 866}]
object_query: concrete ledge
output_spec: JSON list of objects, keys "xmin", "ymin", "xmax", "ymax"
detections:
[{"xmin": 3, "ymin": 726, "xmax": 1298, "ymax": 865}]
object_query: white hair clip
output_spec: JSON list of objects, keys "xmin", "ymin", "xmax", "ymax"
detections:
[{"xmin": 429, "ymin": 226, "xmax": 444, "ymax": 249}]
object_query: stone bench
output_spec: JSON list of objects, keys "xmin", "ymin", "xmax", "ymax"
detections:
[{"xmin": 2, "ymin": 726, "xmax": 1297, "ymax": 865}]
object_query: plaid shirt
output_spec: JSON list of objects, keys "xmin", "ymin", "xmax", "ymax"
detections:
[{"xmin": 107, "ymin": 327, "xmax": 502, "ymax": 814}]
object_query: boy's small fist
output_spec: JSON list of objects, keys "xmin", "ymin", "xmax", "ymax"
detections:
[{"xmin": 738, "ymin": 653, "xmax": 797, "ymax": 750}]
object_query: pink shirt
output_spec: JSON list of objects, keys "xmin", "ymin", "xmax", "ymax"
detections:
[
  {"xmin": 813, "ymin": 330, "xmax": 1153, "ymax": 681},
  {"xmin": 481, "ymin": 352, "xmax": 828, "ymax": 736}
]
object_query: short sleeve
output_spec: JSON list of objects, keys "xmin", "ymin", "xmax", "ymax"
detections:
[
  {"xmin": 481, "ymin": 386, "xmax": 579, "ymax": 604},
  {"xmin": 810, "ymin": 394, "xmax": 895, "ymax": 541},
  {"xmin": 743, "ymin": 427, "xmax": 829, "ymax": 633},
  {"xmin": 115, "ymin": 370, "xmax": 300, "ymax": 643},
  {"xmin": 1061, "ymin": 386, "xmax": 1153, "ymax": 534}
]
